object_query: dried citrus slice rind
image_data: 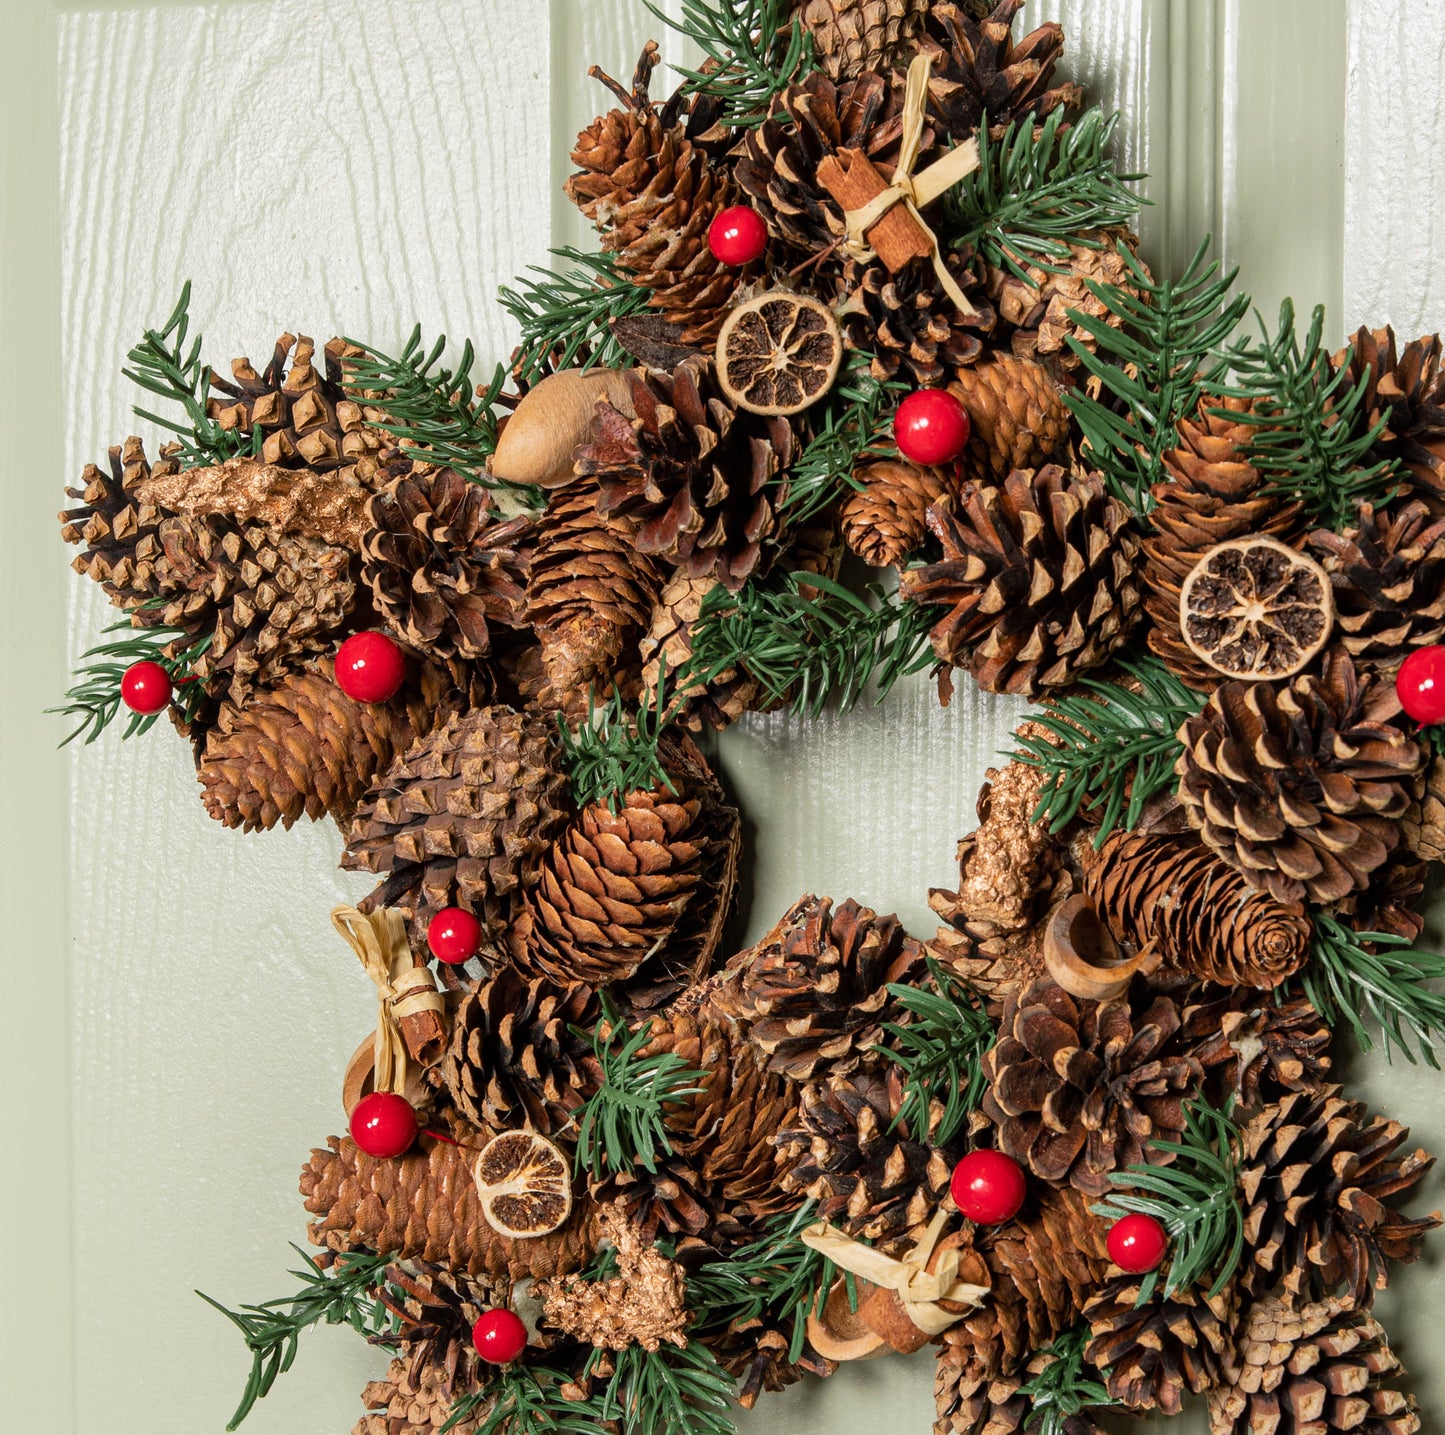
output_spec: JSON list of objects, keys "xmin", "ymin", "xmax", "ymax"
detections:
[
  {"xmin": 715, "ymin": 292, "xmax": 844, "ymax": 416},
  {"xmin": 1178, "ymin": 536, "xmax": 1334, "ymax": 679},
  {"xmin": 472, "ymin": 1130, "xmax": 573, "ymax": 1239}
]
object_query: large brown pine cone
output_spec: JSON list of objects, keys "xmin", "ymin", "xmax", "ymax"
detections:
[
  {"xmin": 1174, "ymin": 651, "xmax": 1424, "ymax": 905},
  {"xmin": 981, "ymin": 975, "xmax": 1202, "ymax": 1196},
  {"xmin": 576, "ymin": 358, "xmax": 791, "ymax": 592},
  {"xmin": 901, "ymin": 467, "xmax": 1144, "ymax": 697},
  {"xmin": 797, "ymin": 0, "xmax": 931, "ymax": 82},
  {"xmin": 948, "ymin": 354, "xmax": 1071, "ymax": 485},
  {"xmin": 438, "ymin": 969, "xmax": 599, "ymax": 1137},
  {"xmin": 1239, "ymin": 1087, "xmax": 1440, "ymax": 1305},
  {"xmin": 710, "ymin": 894, "xmax": 927, "ymax": 1081},
  {"xmin": 1208, "ymin": 1294, "xmax": 1421, "ymax": 1435},
  {"xmin": 342, "ymin": 705, "xmax": 572, "ymax": 942},
  {"xmin": 355, "ymin": 1355, "xmax": 483, "ymax": 1435},
  {"xmin": 1181, "ymin": 989, "xmax": 1333, "ymax": 1109}
]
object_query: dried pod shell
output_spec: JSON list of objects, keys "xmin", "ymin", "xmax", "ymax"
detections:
[
  {"xmin": 491, "ymin": 368, "xmax": 635, "ymax": 488},
  {"xmin": 1042, "ymin": 894, "xmax": 1160, "ymax": 1001},
  {"xmin": 806, "ymin": 1278, "xmax": 891, "ymax": 1362}
]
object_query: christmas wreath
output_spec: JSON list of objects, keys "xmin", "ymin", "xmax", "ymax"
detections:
[{"xmin": 55, "ymin": 3, "xmax": 1445, "ymax": 1433}]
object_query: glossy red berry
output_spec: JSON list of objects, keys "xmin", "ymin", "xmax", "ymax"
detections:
[
  {"xmin": 349, "ymin": 1091, "xmax": 418, "ymax": 1159},
  {"xmin": 1398, "ymin": 645, "xmax": 1445, "ymax": 724},
  {"xmin": 950, "ymin": 1149, "xmax": 1026, "ymax": 1225},
  {"xmin": 427, "ymin": 907, "xmax": 483, "ymax": 965},
  {"xmin": 472, "ymin": 1307, "xmax": 528, "ymax": 1364},
  {"xmin": 1106, "ymin": 1212, "xmax": 1169, "ymax": 1274},
  {"xmin": 894, "ymin": 388, "xmax": 972, "ymax": 466},
  {"xmin": 120, "ymin": 660, "xmax": 173, "ymax": 716},
  {"xmin": 334, "ymin": 631, "xmax": 406, "ymax": 704},
  {"xmin": 708, "ymin": 205, "xmax": 768, "ymax": 266}
]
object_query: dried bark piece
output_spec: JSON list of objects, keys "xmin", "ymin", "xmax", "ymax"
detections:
[
  {"xmin": 472, "ymin": 1131, "xmax": 572, "ymax": 1239},
  {"xmin": 716, "ymin": 293, "xmax": 844, "ymax": 416}
]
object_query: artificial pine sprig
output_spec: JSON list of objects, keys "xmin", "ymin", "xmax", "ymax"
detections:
[
  {"xmin": 647, "ymin": 0, "xmax": 814, "ymax": 130},
  {"xmin": 440, "ymin": 1364, "xmax": 607, "ymax": 1435},
  {"xmin": 1064, "ymin": 236, "xmax": 1251, "ymax": 515},
  {"xmin": 573, "ymin": 996, "xmax": 706, "ymax": 1180},
  {"xmin": 1093, "ymin": 1096, "xmax": 1244, "ymax": 1303},
  {"xmin": 1304, "ymin": 913, "xmax": 1445, "ymax": 1068},
  {"xmin": 1014, "ymin": 1326, "xmax": 1117, "ymax": 1435},
  {"xmin": 197, "ymin": 1247, "xmax": 395, "ymax": 1430},
  {"xmin": 945, "ymin": 108, "xmax": 1142, "ymax": 276},
  {"xmin": 589, "ymin": 1338, "xmax": 739, "ymax": 1435},
  {"xmin": 556, "ymin": 672, "xmax": 676, "ymax": 813},
  {"xmin": 499, "ymin": 248, "xmax": 652, "ymax": 383},
  {"xmin": 1013, "ymin": 657, "xmax": 1204, "ymax": 843},
  {"xmin": 876, "ymin": 959, "xmax": 994, "ymax": 1146}
]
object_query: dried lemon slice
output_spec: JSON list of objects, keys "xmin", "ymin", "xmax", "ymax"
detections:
[
  {"xmin": 715, "ymin": 292, "xmax": 843, "ymax": 416},
  {"xmin": 473, "ymin": 1130, "xmax": 573, "ymax": 1239}
]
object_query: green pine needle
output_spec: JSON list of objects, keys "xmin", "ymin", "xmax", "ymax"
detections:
[
  {"xmin": 1304, "ymin": 913, "xmax": 1445, "ymax": 1068},
  {"xmin": 647, "ymin": 0, "xmax": 814, "ymax": 130},
  {"xmin": 1014, "ymin": 1327, "xmax": 1116, "ymax": 1435},
  {"xmin": 1064, "ymin": 235, "xmax": 1252, "ymax": 516},
  {"xmin": 556, "ymin": 675, "xmax": 675, "ymax": 813},
  {"xmin": 876, "ymin": 959, "xmax": 994, "ymax": 1146},
  {"xmin": 197, "ymin": 1247, "xmax": 395, "ymax": 1430},
  {"xmin": 440, "ymin": 1364, "xmax": 607, "ymax": 1435},
  {"xmin": 573, "ymin": 996, "xmax": 706, "ymax": 1181},
  {"xmin": 498, "ymin": 248, "xmax": 652, "ymax": 383},
  {"xmin": 945, "ymin": 108, "xmax": 1143, "ymax": 277},
  {"xmin": 1012, "ymin": 657, "xmax": 1204, "ymax": 843},
  {"xmin": 588, "ymin": 1337, "xmax": 738, "ymax": 1435},
  {"xmin": 1093, "ymin": 1096, "xmax": 1244, "ymax": 1304}
]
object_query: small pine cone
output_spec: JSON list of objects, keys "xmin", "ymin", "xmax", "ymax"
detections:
[
  {"xmin": 1175, "ymin": 650, "xmax": 1424, "ymax": 905},
  {"xmin": 1083, "ymin": 830, "xmax": 1312, "ymax": 991},
  {"xmin": 840, "ymin": 460, "xmax": 955, "ymax": 568},
  {"xmin": 1181, "ymin": 990, "xmax": 1333, "ymax": 1109},
  {"xmin": 1083, "ymin": 1275, "xmax": 1235, "ymax": 1416},
  {"xmin": 1401, "ymin": 753, "xmax": 1445, "ymax": 862},
  {"xmin": 1308, "ymin": 499, "xmax": 1445, "ymax": 673},
  {"xmin": 438, "ymin": 969, "xmax": 600, "ymax": 1137},
  {"xmin": 710, "ymin": 894, "xmax": 927, "ymax": 1081},
  {"xmin": 355, "ymin": 1356, "xmax": 483, "ymax": 1435},
  {"xmin": 375, "ymin": 1261, "xmax": 508, "ymax": 1397},
  {"xmin": 301, "ymin": 1134, "xmax": 600, "ymax": 1280},
  {"xmin": 933, "ymin": 1344, "xmax": 1028, "ymax": 1435},
  {"xmin": 901, "ymin": 467, "xmax": 1144, "ymax": 697},
  {"xmin": 980, "ymin": 975, "xmax": 1202, "ymax": 1196},
  {"xmin": 1209, "ymin": 1294, "xmax": 1421, "ymax": 1435},
  {"xmin": 797, "ymin": 0, "xmax": 931, "ymax": 82},
  {"xmin": 947, "ymin": 354, "xmax": 1071, "ymax": 485},
  {"xmin": 342, "ymin": 705, "xmax": 572, "ymax": 941},
  {"xmin": 1239, "ymin": 1087, "xmax": 1441, "ymax": 1305},
  {"xmin": 1332, "ymin": 851, "xmax": 1429, "ymax": 945},
  {"xmin": 775, "ymin": 1066, "xmax": 951, "ymax": 1242}
]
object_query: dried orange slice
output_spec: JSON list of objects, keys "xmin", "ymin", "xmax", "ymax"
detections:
[
  {"xmin": 1178, "ymin": 536, "xmax": 1334, "ymax": 679},
  {"xmin": 716, "ymin": 292, "xmax": 843, "ymax": 416},
  {"xmin": 472, "ymin": 1130, "xmax": 573, "ymax": 1239}
]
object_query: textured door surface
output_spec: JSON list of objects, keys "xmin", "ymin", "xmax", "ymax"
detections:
[{"xmin": 4, "ymin": 3, "xmax": 1445, "ymax": 1434}]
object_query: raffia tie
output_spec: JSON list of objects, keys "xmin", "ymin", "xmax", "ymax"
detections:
[
  {"xmin": 332, "ymin": 905, "xmax": 445, "ymax": 1096},
  {"xmin": 841, "ymin": 52, "xmax": 981, "ymax": 317},
  {"xmin": 801, "ymin": 1209, "xmax": 988, "ymax": 1336}
]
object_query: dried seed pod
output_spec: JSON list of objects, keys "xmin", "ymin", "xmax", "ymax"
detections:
[{"xmin": 490, "ymin": 368, "xmax": 635, "ymax": 489}]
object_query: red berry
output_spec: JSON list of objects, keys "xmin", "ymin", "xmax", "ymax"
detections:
[
  {"xmin": 1398, "ymin": 645, "xmax": 1445, "ymax": 724},
  {"xmin": 120, "ymin": 660, "xmax": 173, "ymax": 716},
  {"xmin": 894, "ymin": 388, "xmax": 971, "ymax": 466},
  {"xmin": 349, "ymin": 1091, "xmax": 418, "ymax": 1159},
  {"xmin": 950, "ymin": 1149, "xmax": 1026, "ymax": 1225},
  {"xmin": 708, "ymin": 205, "xmax": 768, "ymax": 266},
  {"xmin": 335, "ymin": 631, "xmax": 406, "ymax": 704},
  {"xmin": 472, "ymin": 1307, "xmax": 528, "ymax": 1364},
  {"xmin": 427, "ymin": 907, "xmax": 483, "ymax": 965},
  {"xmin": 1106, "ymin": 1212, "xmax": 1169, "ymax": 1274}
]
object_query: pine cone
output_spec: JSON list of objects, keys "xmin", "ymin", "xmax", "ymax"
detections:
[
  {"xmin": 1209, "ymin": 1294, "xmax": 1421, "ymax": 1435},
  {"xmin": 1181, "ymin": 990, "xmax": 1333, "ymax": 1109},
  {"xmin": 355, "ymin": 1355, "xmax": 483, "ymax": 1435},
  {"xmin": 1083, "ymin": 831, "xmax": 1312, "ymax": 991},
  {"xmin": 981, "ymin": 975, "xmax": 1202, "ymax": 1196},
  {"xmin": 901, "ymin": 467, "xmax": 1144, "ymax": 696},
  {"xmin": 575, "ymin": 359, "xmax": 791, "ymax": 592},
  {"xmin": 934, "ymin": 1345, "xmax": 1025, "ymax": 1435},
  {"xmin": 301, "ymin": 1134, "xmax": 600, "ymax": 1280},
  {"xmin": 1175, "ymin": 650, "xmax": 1424, "ymax": 905},
  {"xmin": 1239, "ymin": 1087, "xmax": 1440, "ymax": 1305},
  {"xmin": 796, "ymin": 0, "xmax": 931, "ymax": 81},
  {"xmin": 840, "ymin": 459, "xmax": 956, "ymax": 568},
  {"xmin": 342, "ymin": 706, "xmax": 572, "ymax": 941},
  {"xmin": 438, "ymin": 969, "xmax": 600, "ymax": 1137},
  {"xmin": 710, "ymin": 894, "xmax": 927, "ymax": 1081},
  {"xmin": 948, "ymin": 354, "xmax": 1071, "ymax": 485},
  {"xmin": 1401, "ymin": 754, "xmax": 1445, "ymax": 862},
  {"xmin": 374, "ymin": 1261, "xmax": 508, "ymax": 1397},
  {"xmin": 1332, "ymin": 851, "xmax": 1429, "ymax": 945},
  {"xmin": 1083, "ymin": 1274, "xmax": 1235, "ymax": 1416}
]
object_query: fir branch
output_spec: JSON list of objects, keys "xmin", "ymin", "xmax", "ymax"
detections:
[
  {"xmin": 945, "ymin": 108, "xmax": 1142, "ymax": 276},
  {"xmin": 647, "ymin": 0, "xmax": 814, "ymax": 130},
  {"xmin": 1013, "ymin": 657, "xmax": 1204, "ymax": 843},
  {"xmin": 1303, "ymin": 913, "xmax": 1445, "ymax": 1068},
  {"xmin": 1093, "ymin": 1096, "xmax": 1244, "ymax": 1303},
  {"xmin": 556, "ymin": 674, "xmax": 675, "ymax": 813},
  {"xmin": 573, "ymin": 996, "xmax": 706, "ymax": 1181},
  {"xmin": 121, "ymin": 281, "xmax": 254, "ymax": 467},
  {"xmin": 197, "ymin": 1247, "xmax": 395, "ymax": 1430},
  {"xmin": 1064, "ymin": 235, "xmax": 1252, "ymax": 515},
  {"xmin": 499, "ymin": 248, "xmax": 652, "ymax": 384},
  {"xmin": 589, "ymin": 1338, "xmax": 738, "ymax": 1435},
  {"xmin": 875, "ymin": 959, "xmax": 994, "ymax": 1146},
  {"xmin": 1014, "ymin": 1327, "xmax": 1116, "ymax": 1435},
  {"xmin": 441, "ymin": 1364, "xmax": 607, "ymax": 1435},
  {"xmin": 50, "ymin": 615, "xmax": 213, "ymax": 746},
  {"xmin": 685, "ymin": 571, "xmax": 934, "ymax": 718},
  {"xmin": 1214, "ymin": 300, "xmax": 1401, "ymax": 528}
]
